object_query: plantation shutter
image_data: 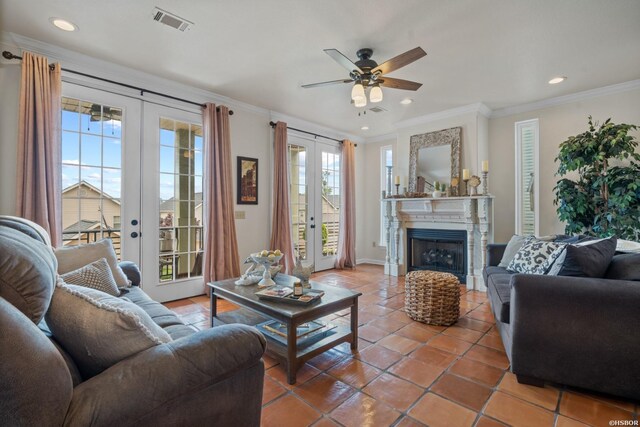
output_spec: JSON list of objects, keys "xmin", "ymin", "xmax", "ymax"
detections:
[{"xmin": 516, "ymin": 120, "xmax": 539, "ymax": 235}]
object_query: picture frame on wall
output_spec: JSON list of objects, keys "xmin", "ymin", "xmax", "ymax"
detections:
[{"xmin": 237, "ymin": 156, "xmax": 258, "ymax": 205}]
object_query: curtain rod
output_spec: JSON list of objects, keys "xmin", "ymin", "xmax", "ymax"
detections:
[
  {"xmin": 268, "ymin": 121, "xmax": 357, "ymax": 146},
  {"xmin": 2, "ymin": 50, "xmax": 233, "ymax": 115}
]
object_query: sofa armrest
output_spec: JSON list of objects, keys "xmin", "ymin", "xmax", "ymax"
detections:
[
  {"xmin": 510, "ymin": 274, "xmax": 640, "ymax": 399},
  {"xmin": 118, "ymin": 261, "xmax": 141, "ymax": 286},
  {"xmin": 64, "ymin": 324, "xmax": 266, "ymax": 426},
  {"xmin": 487, "ymin": 244, "xmax": 507, "ymax": 266}
]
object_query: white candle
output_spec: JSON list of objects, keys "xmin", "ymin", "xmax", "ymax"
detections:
[
  {"xmin": 482, "ymin": 160, "xmax": 489, "ymax": 173},
  {"xmin": 394, "ymin": 176, "xmax": 400, "ymax": 185},
  {"xmin": 462, "ymin": 169, "xmax": 470, "ymax": 180}
]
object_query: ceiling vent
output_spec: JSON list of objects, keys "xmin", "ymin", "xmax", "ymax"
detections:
[
  {"xmin": 369, "ymin": 106, "xmax": 388, "ymax": 113},
  {"xmin": 152, "ymin": 7, "xmax": 193, "ymax": 32}
]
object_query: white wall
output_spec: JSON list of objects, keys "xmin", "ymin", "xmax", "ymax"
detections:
[
  {"xmin": 489, "ymin": 87, "xmax": 640, "ymax": 242},
  {"xmin": 0, "ymin": 54, "xmax": 20, "ymax": 215}
]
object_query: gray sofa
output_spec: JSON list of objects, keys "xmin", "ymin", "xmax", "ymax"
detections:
[
  {"xmin": 0, "ymin": 216, "xmax": 266, "ymax": 426},
  {"xmin": 484, "ymin": 243, "xmax": 640, "ymax": 400}
]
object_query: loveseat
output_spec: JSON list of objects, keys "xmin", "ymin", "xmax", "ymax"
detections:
[
  {"xmin": 484, "ymin": 242, "xmax": 640, "ymax": 400},
  {"xmin": 0, "ymin": 216, "xmax": 266, "ymax": 426}
]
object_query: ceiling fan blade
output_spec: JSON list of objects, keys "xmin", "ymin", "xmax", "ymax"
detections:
[
  {"xmin": 379, "ymin": 77, "xmax": 423, "ymax": 91},
  {"xmin": 301, "ymin": 79, "xmax": 353, "ymax": 88},
  {"xmin": 372, "ymin": 47, "xmax": 426, "ymax": 75},
  {"xmin": 324, "ymin": 49, "xmax": 364, "ymax": 74}
]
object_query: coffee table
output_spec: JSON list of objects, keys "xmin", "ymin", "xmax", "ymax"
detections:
[{"xmin": 208, "ymin": 274, "xmax": 361, "ymax": 384}]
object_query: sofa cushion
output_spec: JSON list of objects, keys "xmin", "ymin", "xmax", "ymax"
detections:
[
  {"xmin": 55, "ymin": 239, "xmax": 130, "ymax": 288},
  {"xmin": 487, "ymin": 273, "xmax": 512, "ymax": 324},
  {"xmin": 61, "ymin": 258, "xmax": 121, "ymax": 296},
  {"xmin": 498, "ymin": 235, "xmax": 529, "ymax": 267},
  {"xmin": 557, "ymin": 237, "xmax": 617, "ymax": 278},
  {"xmin": 125, "ymin": 286, "xmax": 186, "ymax": 328},
  {"xmin": 605, "ymin": 253, "xmax": 640, "ymax": 281},
  {"xmin": 508, "ymin": 240, "xmax": 566, "ymax": 275},
  {"xmin": 0, "ymin": 227, "xmax": 57, "ymax": 324},
  {"xmin": 45, "ymin": 281, "xmax": 172, "ymax": 378}
]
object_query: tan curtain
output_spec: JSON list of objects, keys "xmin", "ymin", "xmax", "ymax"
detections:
[
  {"xmin": 16, "ymin": 51, "xmax": 62, "ymax": 246},
  {"xmin": 270, "ymin": 122, "xmax": 295, "ymax": 274},
  {"xmin": 203, "ymin": 104, "xmax": 240, "ymax": 283},
  {"xmin": 335, "ymin": 139, "xmax": 356, "ymax": 269}
]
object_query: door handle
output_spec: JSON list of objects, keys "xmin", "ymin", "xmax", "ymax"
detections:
[
  {"xmin": 310, "ymin": 224, "xmax": 315, "ymax": 229},
  {"xmin": 130, "ymin": 232, "xmax": 139, "ymax": 238},
  {"xmin": 131, "ymin": 219, "xmax": 139, "ymax": 226}
]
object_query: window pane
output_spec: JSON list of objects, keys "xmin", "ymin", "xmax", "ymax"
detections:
[{"xmin": 61, "ymin": 97, "xmax": 122, "ymax": 260}]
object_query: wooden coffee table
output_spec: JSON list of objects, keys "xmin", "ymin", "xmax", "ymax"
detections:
[{"xmin": 208, "ymin": 274, "xmax": 361, "ymax": 384}]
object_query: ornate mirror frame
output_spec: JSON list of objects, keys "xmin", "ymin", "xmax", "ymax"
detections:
[{"xmin": 408, "ymin": 126, "xmax": 461, "ymax": 193}]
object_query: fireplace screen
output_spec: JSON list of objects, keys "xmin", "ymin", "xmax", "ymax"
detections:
[{"xmin": 407, "ymin": 229, "xmax": 466, "ymax": 283}]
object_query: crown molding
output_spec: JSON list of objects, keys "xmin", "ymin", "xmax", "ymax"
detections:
[
  {"xmin": 393, "ymin": 102, "xmax": 492, "ymax": 130},
  {"xmin": 490, "ymin": 79, "xmax": 640, "ymax": 118}
]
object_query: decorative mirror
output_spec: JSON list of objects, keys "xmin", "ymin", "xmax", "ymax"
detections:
[{"xmin": 408, "ymin": 127, "xmax": 461, "ymax": 194}]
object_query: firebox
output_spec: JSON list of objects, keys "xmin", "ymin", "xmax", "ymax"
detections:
[{"xmin": 406, "ymin": 229, "xmax": 467, "ymax": 283}]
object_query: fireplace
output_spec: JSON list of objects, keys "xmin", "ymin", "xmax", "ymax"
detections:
[{"xmin": 406, "ymin": 229, "xmax": 467, "ymax": 283}]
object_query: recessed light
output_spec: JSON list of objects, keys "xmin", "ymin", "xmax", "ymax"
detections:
[
  {"xmin": 400, "ymin": 98, "xmax": 413, "ymax": 105},
  {"xmin": 49, "ymin": 17, "xmax": 78, "ymax": 32},
  {"xmin": 361, "ymin": 126, "xmax": 369, "ymax": 130},
  {"xmin": 548, "ymin": 76, "xmax": 567, "ymax": 85}
]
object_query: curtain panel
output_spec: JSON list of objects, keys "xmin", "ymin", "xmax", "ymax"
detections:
[
  {"xmin": 16, "ymin": 51, "xmax": 62, "ymax": 246},
  {"xmin": 335, "ymin": 139, "xmax": 356, "ymax": 269},
  {"xmin": 269, "ymin": 121, "xmax": 295, "ymax": 274},
  {"xmin": 203, "ymin": 104, "xmax": 240, "ymax": 283}
]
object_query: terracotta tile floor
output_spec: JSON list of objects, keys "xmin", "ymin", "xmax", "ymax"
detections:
[{"xmin": 166, "ymin": 264, "xmax": 639, "ymax": 426}]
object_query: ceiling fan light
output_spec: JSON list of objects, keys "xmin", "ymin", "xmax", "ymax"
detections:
[
  {"xmin": 354, "ymin": 96, "xmax": 367, "ymax": 108},
  {"xmin": 369, "ymin": 85, "xmax": 383, "ymax": 103},
  {"xmin": 351, "ymin": 82, "xmax": 365, "ymax": 101}
]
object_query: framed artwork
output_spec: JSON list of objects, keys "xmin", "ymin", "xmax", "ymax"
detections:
[{"xmin": 237, "ymin": 156, "xmax": 258, "ymax": 204}]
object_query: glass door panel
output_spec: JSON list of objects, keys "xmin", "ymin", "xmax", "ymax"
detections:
[
  {"xmin": 142, "ymin": 103, "xmax": 204, "ymax": 301},
  {"xmin": 60, "ymin": 85, "xmax": 141, "ymax": 265},
  {"xmin": 315, "ymin": 142, "xmax": 341, "ymax": 271},
  {"xmin": 288, "ymin": 143, "xmax": 313, "ymax": 262}
]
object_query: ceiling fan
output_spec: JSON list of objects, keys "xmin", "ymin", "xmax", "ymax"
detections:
[{"xmin": 302, "ymin": 47, "xmax": 427, "ymax": 107}]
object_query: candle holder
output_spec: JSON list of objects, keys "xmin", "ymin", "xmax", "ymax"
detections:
[
  {"xmin": 463, "ymin": 178, "xmax": 470, "ymax": 196},
  {"xmin": 395, "ymin": 184, "xmax": 400, "ymax": 195},
  {"xmin": 482, "ymin": 171, "xmax": 489, "ymax": 195}
]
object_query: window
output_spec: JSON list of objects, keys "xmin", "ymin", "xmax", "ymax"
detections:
[
  {"xmin": 158, "ymin": 118, "xmax": 204, "ymax": 282},
  {"xmin": 288, "ymin": 144, "xmax": 308, "ymax": 260},
  {"xmin": 61, "ymin": 97, "xmax": 123, "ymax": 258},
  {"xmin": 380, "ymin": 145, "xmax": 393, "ymax": 245},
  {"xmin": 515, "ymin": 119, "xmax": 539, "ymax": 235}
]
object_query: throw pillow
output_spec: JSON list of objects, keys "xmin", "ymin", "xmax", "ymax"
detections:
[
  {"xmin": 60, "ymin": 258, "xmax": 120, "ymax": 296},
  {"xmin": 498, "ymin": 235, "xmax": 530, "ymax": 267},
  {"xmin": 507, "ymin": 240, "xmax": 566, "ymax": 275},
  {"xmin": 54, "ymin": 239, "xmax": 130, "ymax": 288},
  {"xmin": 45, "ymin": 280, "xmax": 171, "ymax": 378},
  {"xmin": 557, "ymin": 236, "xmax": 617, "ymax": 278}
]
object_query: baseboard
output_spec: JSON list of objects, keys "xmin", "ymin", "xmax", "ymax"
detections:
[{"xmin": 356, "ymin": 258, "xmax": 385, "ymax": 266}]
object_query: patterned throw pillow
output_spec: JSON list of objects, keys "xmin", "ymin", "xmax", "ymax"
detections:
[
  {"xmin": 507, "ymin": 239, "xmax": 567, "ymax": 274},
  {"xmin": 61, "ymin": 258, "xmax": 120, "ymax": 296}
]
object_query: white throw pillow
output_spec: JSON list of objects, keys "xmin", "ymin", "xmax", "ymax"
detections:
[
  {"xmin": 507, "ymin": 239, "xmax": 566, "ymax": 275},
  {"xmin": 55, "ymin": 239, "xmax": 130, "ymax": 288},
  {"xmin": 45, "ymin": 279, "xmax": 171, "ymax": 378},
  {"xmin": 60, "ymin": 258, "xmax": 120, "ymax": 296}
]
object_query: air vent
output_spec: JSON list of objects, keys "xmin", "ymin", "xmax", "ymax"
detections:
[
  {"xmin": 369, "ymin": 106, "xmax": 388, "ymax": 113},
  {"xmin": 152, "ymin": 7, "xmax": 193, "ymax": 32}
]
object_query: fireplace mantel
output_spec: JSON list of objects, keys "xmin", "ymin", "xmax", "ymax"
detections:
[{"xmin": 382, "ymin": 196, "xmax": 494, "ymax": 291}]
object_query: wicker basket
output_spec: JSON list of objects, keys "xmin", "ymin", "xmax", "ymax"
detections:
[{"xmin": 405, "ymin": 270, "xmax": 460, "ymax": 326}]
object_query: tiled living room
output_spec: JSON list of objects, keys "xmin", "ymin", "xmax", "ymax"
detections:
[{"xmin": 1, "ymin": 1, "xmax": 640, "ymax": 427}]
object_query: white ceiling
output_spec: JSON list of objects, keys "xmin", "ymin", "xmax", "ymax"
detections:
[{"xmin": 2, "ymin": 0, "xmax": 640, "ymax": 137}]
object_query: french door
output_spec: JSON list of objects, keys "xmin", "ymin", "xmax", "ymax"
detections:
[
  {"xmin": 61, "ymin": 84, "xmax": 205, "ymax": 302},
  {"xmin": 288, "ymin": 135, "xmax": 341, "ymax": 271}
]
